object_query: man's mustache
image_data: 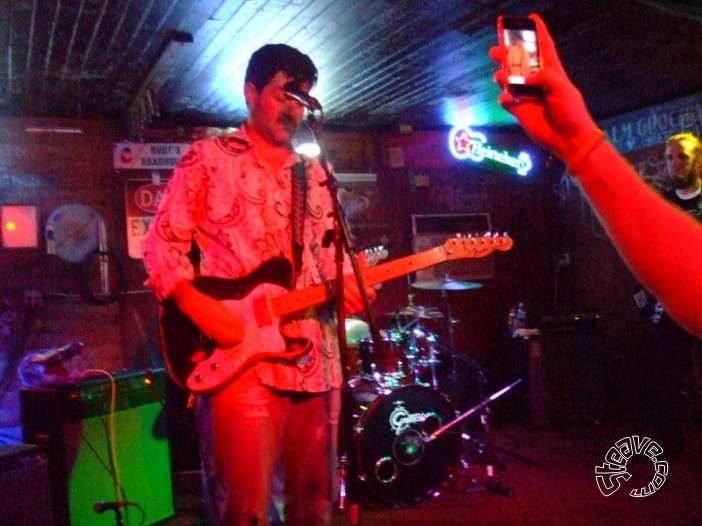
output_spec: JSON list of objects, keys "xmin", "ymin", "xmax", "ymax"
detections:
[{"xmin": 278, "ymin": 113, "xmax": 297, "ymax": 128}]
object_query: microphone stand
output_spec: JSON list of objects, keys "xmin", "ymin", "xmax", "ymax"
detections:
[
  {"xmin": 307, "ymin": 111, "xmax": 384, "ymax": 526},
  {"xmin": 112, "ymin": 508, "xmax": 124, "ymax": 526}
]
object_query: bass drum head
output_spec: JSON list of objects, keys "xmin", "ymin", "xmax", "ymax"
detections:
[{"xmin": 354, "ymin": 385, "xmax": 460, "ymax": 505}]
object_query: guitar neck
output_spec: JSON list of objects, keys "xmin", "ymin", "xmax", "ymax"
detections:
[{"xmin": 270, "ymin": 245, "xmax": 447, "ymax": 318}]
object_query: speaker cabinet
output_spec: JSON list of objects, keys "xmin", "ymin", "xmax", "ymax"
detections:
[
  {"xmin": 411, "ymin": 213, "xmax": 494, "ymax": 281},
  {"xmin": 0, "ymin": 444, "xmax": 54, "ymax": 526},
  {"xmin": 505, "ymin": 313, "xmax": 607, "ymax": 427},
  {"xmin": 20, "ymin": 369, "xmax": 174, "ymax": 526}
]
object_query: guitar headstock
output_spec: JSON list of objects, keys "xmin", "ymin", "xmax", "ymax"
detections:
[
  {"xmin": 363, "ymin": 245, "xmax": 389, "ymax": 267},
  {"xmin": 442, "ymin": 233, "xmax": 513, "ymax": 260}
]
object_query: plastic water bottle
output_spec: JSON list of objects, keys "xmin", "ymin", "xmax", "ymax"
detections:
[
  {"xmin": 516, "ymin": 302, "xmax": 527, "ymax": 330},
  {"xmin": 507, "ymin": 307, "xmax": 517, "ymax": 335}
]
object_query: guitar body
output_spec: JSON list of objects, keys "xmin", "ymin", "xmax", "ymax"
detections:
[
  {"xmin": 159, "ymin": 257, "xmax": 311, "ymax": 393},
  {"xmin": 157, "ymin": 235, "xmax": 514, "ymax": 393}
]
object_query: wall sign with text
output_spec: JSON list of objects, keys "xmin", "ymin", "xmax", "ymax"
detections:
[
  {"xmin": 114, "ymin": 143, "xmax": 189, "ymax": 169},
  {"xmin": 124, "ymin": 178, "xmax": 169, "ymax": 259},
  {"xmin": 601, "ymin": 92, "xmax": 702, "ymax": 154}
]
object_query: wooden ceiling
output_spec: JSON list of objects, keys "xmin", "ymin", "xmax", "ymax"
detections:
[{"xmin": 1, "ymin": 0, "xmax": 702, "ymax": 136}]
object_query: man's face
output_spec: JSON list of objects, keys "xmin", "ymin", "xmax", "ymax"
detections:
[
  {"xmin": 245, "ymin": 71, "xmax": 310, "ymax": 147},
  {"xmin": 665, "ymin": 139, "xmax": 700, "ymax": 190}
]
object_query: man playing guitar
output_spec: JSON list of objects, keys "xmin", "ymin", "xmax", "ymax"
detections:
[{"xmin": 143, "ymin": 44, "xmax": 372, "ymax": 526}]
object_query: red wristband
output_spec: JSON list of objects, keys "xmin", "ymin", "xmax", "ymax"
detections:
[{"xmin": 566, "ymin": 128, "xmax": 606, "ymax": 174}]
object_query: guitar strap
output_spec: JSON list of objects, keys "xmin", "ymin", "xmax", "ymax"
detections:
[
  {"xmin": 292, "ymin": 156, "xmax": 308, "ymax": 284},
  {"xmin": 188, "ymin": 158, "xmax": 308, "ymax": 283}
]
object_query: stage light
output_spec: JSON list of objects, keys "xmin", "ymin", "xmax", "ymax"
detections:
[
  {"xmin": 293, "ymin": 123, "xmax": 320, "ymax": 157},
  {"xmin": 294, "ymin": 141, "xmax": 320, "ymax": 157},
  {"xmin": 1, "ymin": 205, "xmax": 39, "ymax": 248}
]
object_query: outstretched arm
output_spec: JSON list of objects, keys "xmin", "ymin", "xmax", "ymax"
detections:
[{"xmin": 490, "ymin": 14, "xmax": 702, "ymax": 338}]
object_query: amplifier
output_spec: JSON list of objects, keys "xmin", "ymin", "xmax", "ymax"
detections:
[
  {"xmin": 0, "ymin": 443, "xmax": 54, "ymax": 526},
  {"xmin": 505, "ymin": 314, "xmax": 607, "ymax": 428},
  {"xmin": 21, "ymin": 369, "xmax": 174, "ymax": 526},
  {"xmin": 411, "ymin": 213, "xmax": 495, "ymax": 281}
]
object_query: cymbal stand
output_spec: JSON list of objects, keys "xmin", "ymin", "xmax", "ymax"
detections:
[
  {"xmin": 463, "ymin": 367, "xmax": 514, "ymax": 496},
  {"xmin": 440, "ymin": 281, "xmax": 460, "ymax": 383},
  {"xmin": 426, "ymin": 335, "xmax": 440, "ymax": 390},
  {"xmin": 400, "ymin": 280, "xmax": 428, "ymax": 386},
  {"xmin": 426, "ymin": 380, "xmax": 523, "ymax": 498},
  {"xmin": 459, "ymin": 370, "xmax": 537, "ymax": 498}
]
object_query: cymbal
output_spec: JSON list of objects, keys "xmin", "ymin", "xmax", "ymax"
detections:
[
  {"xmin": 411, "ymin": 279, "xmax": 483, "ymax": 291},
  {"xmin": 345, "ymin": 318, "xmax": 369, "ymax": 344}
]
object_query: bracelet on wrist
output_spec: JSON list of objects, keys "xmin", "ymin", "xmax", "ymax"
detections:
[{"xmin": 565, "ymin": 128, "xmax": 606, "ymax": 174}]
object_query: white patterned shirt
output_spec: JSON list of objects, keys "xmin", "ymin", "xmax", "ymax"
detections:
[{"xmin": 143, "ymin": 126, "xmax": 344, "ymax": 392}]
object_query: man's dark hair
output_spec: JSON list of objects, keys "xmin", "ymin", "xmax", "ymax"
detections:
[{"xmin": 245, "ymin": 44, "xmax": 318, "ymax": 91}]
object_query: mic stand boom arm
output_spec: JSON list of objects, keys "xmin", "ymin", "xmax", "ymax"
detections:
[{"xmin": 424, "ymin": 379, "xmax": 523, "ymax": 443}]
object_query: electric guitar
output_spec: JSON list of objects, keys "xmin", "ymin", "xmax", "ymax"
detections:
[{"xmin": 159, "ymin": 235, "xmax": 513, "ymax": 393}]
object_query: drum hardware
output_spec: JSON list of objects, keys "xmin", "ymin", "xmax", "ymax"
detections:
[
  {"xmin": 429, "ymin": 379, "xmax": 523, "ymax": 499},
  {"xmin": 408, "ymin": 326, "xmax": 442, "ymax": 390},
  {"xmin": 357, "ymin": 330, "xmax": 413, "ymax": 388},
  {"xmin": 425, "ymin": 379, "xmax": 522, "ymax": 443},
  {"xmin": 341, "ymin": 270, "xmax": 529, "ymax": 507},
  {"xmin": 390, "ymin": 290, "xmax": 444, "ymax": 324},
  {"xmin": 392, "ymin": 305, "xmax": 444, "ymax": 319},
  {"xmin": 433, "ymin": 276, "xmax": 462, "ymax": 384}
]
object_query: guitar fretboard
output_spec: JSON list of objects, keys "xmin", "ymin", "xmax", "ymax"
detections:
[{"xmin": 270, "ymin": 236, "xmax": 510, "ymax": 318}]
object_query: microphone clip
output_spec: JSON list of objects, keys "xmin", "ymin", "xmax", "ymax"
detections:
[{"xmin": 283, "ymin": 81, "xmax": 322, "ymax": 112}]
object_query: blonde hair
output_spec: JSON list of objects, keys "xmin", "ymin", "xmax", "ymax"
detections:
[
  {"xmin": 666, "ymin": 132, "xmax": 701, "ymax": 152},
  {"xmin": 667, "ymin": 132, "xmax": 702, "ymax": 181}
]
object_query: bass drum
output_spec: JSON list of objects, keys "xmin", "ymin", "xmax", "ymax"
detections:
[{"xmin": 354, "ymin": 384, "xmax": 460, "ymax": 505}]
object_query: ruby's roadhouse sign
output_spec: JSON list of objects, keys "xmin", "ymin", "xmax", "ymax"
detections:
[{"xmin": 124, "ymin": 178, "xmax": 168, "ymax": 259}]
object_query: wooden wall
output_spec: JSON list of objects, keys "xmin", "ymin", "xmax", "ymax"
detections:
[
  {"xmin": 0, "ymin": 115, "xmax": 671, "ymax": 424},
  {"xmin": 0, "ymin": 116, "xmax": 158, "ymax": 392}
]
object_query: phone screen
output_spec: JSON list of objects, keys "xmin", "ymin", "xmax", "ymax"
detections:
[{"xmin": 498, "ymin": 16, "xmax": 541, "ymax": 96}]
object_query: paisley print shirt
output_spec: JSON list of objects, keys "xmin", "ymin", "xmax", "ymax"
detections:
[{"xmin": 143, "ymin": 126, "xmax": 344, "ymax": 392}]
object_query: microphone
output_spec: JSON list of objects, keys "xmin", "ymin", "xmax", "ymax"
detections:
[
  {"xmin": 283, "ymin": 82, "xmax": 322, "ymax": 111},
  {"xmin": 94, "ymin": 501, "xmax": 129, "ymax": 514},
  {"xmin": 29, "ymin": 341, "xmax": 83, "ymax": 367}
]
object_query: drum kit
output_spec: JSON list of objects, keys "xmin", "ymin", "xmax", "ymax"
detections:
[{"xmin": 341, "ymin": 277, "xmax": 521, "ymax": 507}]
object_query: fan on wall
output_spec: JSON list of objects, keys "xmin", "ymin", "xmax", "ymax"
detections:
[{"xmin": 45, "ymin": 204, "xmax": 125, "ymax": 304}]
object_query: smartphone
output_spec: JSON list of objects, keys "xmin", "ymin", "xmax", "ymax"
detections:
[{"xmin": 497, "ymin": 15, "xmax": 542, "ymax": 96}]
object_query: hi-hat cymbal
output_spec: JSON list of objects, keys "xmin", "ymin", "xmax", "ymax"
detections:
[
  {"xmin": 411, "ymin": 279, "xmax": 483, "ymax": 291},
  {"xmin": 345, "ymin": 318, "xmax": 370, "ymax": 344},
  {"xmin": 392, "ymin": 305, "xmax": 445, "ymax": 319}
]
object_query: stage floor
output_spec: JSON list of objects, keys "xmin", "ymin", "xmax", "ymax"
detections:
[{"xmin": 163, "ymin": 417, "xmax": 702, "ymax": 526}]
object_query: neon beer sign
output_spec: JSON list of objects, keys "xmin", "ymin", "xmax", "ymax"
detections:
[{"xmin": 449, "ymin": 126, "xmax": 533, "ymax": 176}]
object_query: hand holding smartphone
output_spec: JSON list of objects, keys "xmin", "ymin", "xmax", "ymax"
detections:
[{"xmin": 497, "ymin": 15, "xmax": 542, "ymax": 96}]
